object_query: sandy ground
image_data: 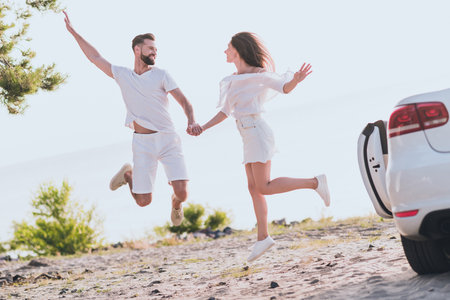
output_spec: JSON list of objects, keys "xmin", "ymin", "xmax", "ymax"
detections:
[{"xmin": 1, "ymin": 218, "xmax": 450, "ymax": 300}]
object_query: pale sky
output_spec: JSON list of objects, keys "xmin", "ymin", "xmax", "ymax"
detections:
[
  {"xmin": 3, "ymin": 0, "xmax": 450, "ymax": 166},
  {"xmin": 3, "ymin": 0, "xmax": 450, "ymax": 241}
]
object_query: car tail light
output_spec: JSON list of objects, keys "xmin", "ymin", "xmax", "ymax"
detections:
[
  {"xmin": 416, "ymin": 102, "xmax": 449, "ymax": 130},
  {"xmin": 388, "ymin": 102, "xmax": 449, "ymax": 138},
  {"xmin": 395, "ymin": 209, "xmax": 419, "ymax": 218},
  {"xmin": 388, "ymin": 105, "xmax": 421, "ymax": 137}
]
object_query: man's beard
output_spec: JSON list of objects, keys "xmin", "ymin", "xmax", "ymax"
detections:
[{"xmin": 141, "ymin": 54, "xmax": 155, "ymax": 65}]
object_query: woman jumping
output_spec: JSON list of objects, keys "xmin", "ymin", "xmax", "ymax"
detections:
[{"xmin": 195, "ymin": 32, "xmax": 330, "ymax": 262}]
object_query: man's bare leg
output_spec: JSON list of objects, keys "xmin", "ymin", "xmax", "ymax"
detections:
[
  {"xmin": 124, "ymin": 170, "xmax": 152, "ymax": 207},
  {"xmin": 169, "ymin": 180, "xmax": 188, "ymax": 226},
  {"xmin": 171, "ymin": 180, "xmax": 188, "ymax": 209}
]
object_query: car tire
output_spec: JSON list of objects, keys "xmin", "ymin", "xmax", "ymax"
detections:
[{"xmin": 401, "ymin": 235, "xmax": 450, "ymax": 274}]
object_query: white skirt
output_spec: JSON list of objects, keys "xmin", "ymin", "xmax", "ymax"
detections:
[{"xmin": 236, "ymin": 115, "xmax": 276, "ymax": 164}]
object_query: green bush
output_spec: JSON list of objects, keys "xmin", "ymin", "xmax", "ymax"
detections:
[
  {"xmin": 9, "ymin": 181, "xmax": 102, "ymax": 256},
  {"xmin": 0, "ymin": 242, "xmax": 5, "ymax": 254},
  {"xmin": 153, "ymin": 224, "xmax": 169, "ymax": 238},
  {"xmin": 205, "ymin": 210, "xmax": 230, "ymax": 230},
  {"xmin": 160, "ymin": 203, "xmax": 231, "ymax": 236}
]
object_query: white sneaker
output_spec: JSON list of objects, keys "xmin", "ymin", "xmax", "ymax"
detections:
[
  {"xmin": 171, "ymin": 194, "xmax": 184, "ymax": 226},
  {"xmin": 247, "ymin": 236, "xmax": 275, "ymax": 262},
  {"xmin": 315, "ymin": 174, "xmax": 330, "ymax": 207},
  {"xmin": 109, "ymin": 163, "xmax": 132, "ymax": 191}
]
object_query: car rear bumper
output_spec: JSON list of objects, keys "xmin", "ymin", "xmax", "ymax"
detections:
[
  {"xmin": 387, "ymin": 133, "xmax": 450, "ymax": 239},
  {"xmin": 393, "ymin": 204, "xmax": 450, "ymax": 240}
]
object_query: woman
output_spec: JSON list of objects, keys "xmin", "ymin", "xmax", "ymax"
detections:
[{"xmin": 197, "ymin": 32, "xmax": 330, "ymax": 262}]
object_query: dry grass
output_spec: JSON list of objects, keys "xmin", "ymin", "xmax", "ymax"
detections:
[
  {"xmin": 6, "ymin": 214, "xmax": 391, "ymax": 266},
  {"xmin": 290, "ymin": 237, "xmax": 360, "ymax": 250},
  {"xmin": 154, "ymin": 237, "xmax": 184, "ymax": 247},
  {"xmin": 266, "ymin": 214, "xmax": 390, "ymax": 235},
  {"xmin": 221, "ymin": 266, "xmax": 265, "ymax": 278},
  {"xmin": 182, "ymin": 257, "xmax": 212, "ymax": 264},
  {"xmin": 122, "ymin": 240, "xmax": 153, "ymax": 250}
]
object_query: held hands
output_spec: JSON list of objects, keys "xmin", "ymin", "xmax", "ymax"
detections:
[
  {"xmin": 187, "ymin": 123, "xmax": 203, "ymax": 136},
  {"xmin": 293, "ymin": 63, "xmax": 312, "ymax": 84}
]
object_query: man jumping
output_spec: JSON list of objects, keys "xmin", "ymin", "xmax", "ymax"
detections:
[{"xmin": 63, "ymin": 11, "xmax": 202, "ymax": 226}]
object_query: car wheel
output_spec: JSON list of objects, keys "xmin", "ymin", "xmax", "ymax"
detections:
[{"xmin": 401, "ymin": 235, "xmax": 450, "ymax": 274}]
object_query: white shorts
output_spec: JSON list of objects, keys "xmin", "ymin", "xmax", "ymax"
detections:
[
  {"xmin": 131, "ymin": 132, "xmax": 189, "ymax": 194},
  {"xmin": 236, "ymin": 115, "xmax": 276, "ymax": 164}
]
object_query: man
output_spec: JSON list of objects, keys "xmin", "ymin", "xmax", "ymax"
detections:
[{"xmin": 63, "ymin": 11, "xmax": 202, "ymax": 226}]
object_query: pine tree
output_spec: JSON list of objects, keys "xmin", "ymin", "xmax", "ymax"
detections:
[{"xmin": 0, "ymin": 0, "xmax": 65, "ymax": 114}]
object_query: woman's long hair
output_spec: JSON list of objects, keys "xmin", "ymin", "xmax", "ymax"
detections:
[{"xmin": 231, "ymin": 32, "xmax": 275, "ymax": 72}]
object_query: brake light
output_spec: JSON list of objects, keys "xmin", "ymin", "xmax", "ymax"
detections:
[
  {"xmin": 395, "ymin": 209, "xmax": 419, "ymax": 218},
  {"xmin": 388, "ymin": 105, "xmax": 421, "ymax": 137},
  {"xmin": 388, "ymin": 102, "xmax": 448, "ymax": 138},
  {"xmin": 416, "ymin": 102, "xmax": 449, "ymax": 130}
]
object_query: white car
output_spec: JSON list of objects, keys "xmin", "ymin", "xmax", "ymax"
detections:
[{"xmin": 358, "ymin": 88, "xmax": 450, "ymax": 274}]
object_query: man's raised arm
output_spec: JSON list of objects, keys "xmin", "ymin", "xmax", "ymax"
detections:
[{"xmin": 63, "ymin": 11, "xmax": 113, "ymax": 78}]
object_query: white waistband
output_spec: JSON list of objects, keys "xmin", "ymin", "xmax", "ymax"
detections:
[
  {"xmin": 236, "ymin": 114, "xmax": 261, "ymax": 121},
  {"xmin": 236, "ymin": 114, "xmax": 262, "ymax": 129}
]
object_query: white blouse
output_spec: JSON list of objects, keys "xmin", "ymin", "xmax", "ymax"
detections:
[{"xmin": 218, "ymin": 71, "xmax": 293, "ymax": 119}]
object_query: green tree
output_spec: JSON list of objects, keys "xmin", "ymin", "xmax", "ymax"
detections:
[
  {"xmin": 9, "ymin": 180, "xmax": 102, "ymax": 256},
  {"xmin": 0, "ymin": 0, "xmax": 66, "ymax": 114}
]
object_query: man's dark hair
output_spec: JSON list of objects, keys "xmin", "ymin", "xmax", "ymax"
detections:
[{"xmin": 132, "ymin": 33, "xmax": 155, "ymax": 51}]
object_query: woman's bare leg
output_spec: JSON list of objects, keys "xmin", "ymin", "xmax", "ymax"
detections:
[
  {"xmin": 251, "ymin": 161, "xmax": 318, "ymax": 195},
  {"xmin": 246, "ymin": 160, "xmax": 323, "ymax": 241},
  {"xmin": 245, "ymin": 164, "xmax": 269, "ymax": 241},
  {"xmin": 245, "ymin": 163, "xmax": 269, "ymax": 241}
]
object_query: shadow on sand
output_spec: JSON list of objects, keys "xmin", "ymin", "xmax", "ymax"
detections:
[{"xmin": 306, "ymin": 270, "xmax": 450, "ymax": 300}]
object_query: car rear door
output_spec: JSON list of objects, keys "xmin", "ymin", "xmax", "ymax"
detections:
[{"xmin": 357, "ymin": 120, "xmax": 393, "ymax": 218}]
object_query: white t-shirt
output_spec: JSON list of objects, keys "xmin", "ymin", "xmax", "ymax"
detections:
[
  {"xmin": 218, "ymin": 72, "xmax": 293, "ymax": 119},
  {"xmin": 111, "ymin": 65, "xmax": 178, "ymax": 132}
]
